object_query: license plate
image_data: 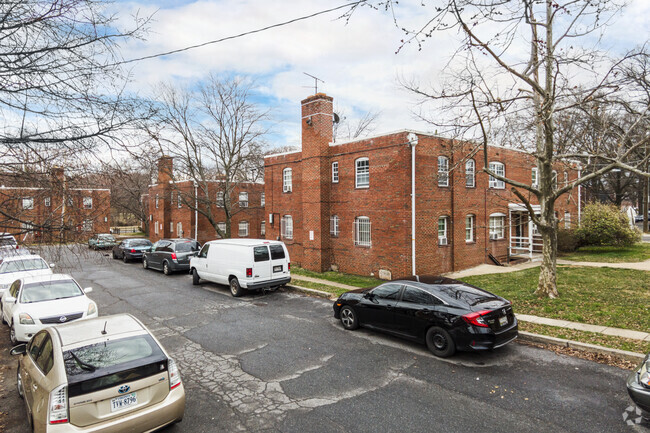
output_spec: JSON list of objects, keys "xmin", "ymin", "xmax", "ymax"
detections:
[
  {"xmin": 499, "ymin": 316, "xmax": 508, "ymax": 327},
  {"xmin": 110, "ymin": 392, "xmax": 137, "ymax": 412},
  {"xmin": 273, "ymin": 265, "xmax": 282, "ymax": 272}
]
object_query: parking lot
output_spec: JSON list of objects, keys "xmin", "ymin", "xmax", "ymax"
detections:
[{"xmin": 1, "ymin": 246, "xmax": 647, "ymax": 432}]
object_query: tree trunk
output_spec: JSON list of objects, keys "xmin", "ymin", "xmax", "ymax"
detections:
[{"xmin": 535, "ymin": 209, "xmax": 559, "ymax": 298}]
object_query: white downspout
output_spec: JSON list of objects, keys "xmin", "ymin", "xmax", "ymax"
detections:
[
  {"xmin": 577, "ymin": 168, "xmax": 582, "ymax": 224},
  {"xmin": 194, "ymin": 182, "xmax": 198, "ymax": 240},
  {"xmin": 407, "ymin": 133, "xmax": 418, "ymax": 276}
]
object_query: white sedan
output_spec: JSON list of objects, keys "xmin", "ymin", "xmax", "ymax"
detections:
[
  {"xmin": 1, "ymin": 274, "xmax": 98, "ymax": 344},
  {"xmin": 0, "ymin": 254, "xmax": 54, "ymax": 295}
]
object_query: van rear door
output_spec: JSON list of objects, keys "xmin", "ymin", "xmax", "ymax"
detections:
[
  {"xmin": 269, "ymin": 244, "xmax": 289, "ymax": 279},
  {"xmin": 253, "ymin": 246, "xmax": 271, "ymax": 281}
]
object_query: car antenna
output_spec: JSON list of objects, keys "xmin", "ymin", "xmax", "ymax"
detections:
[{"xmin": 101, "ymin": 321, "xmax": 107, "ymax": 335}]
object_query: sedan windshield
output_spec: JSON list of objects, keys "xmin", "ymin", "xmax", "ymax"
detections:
[
  {"xmin": 0, "ymin": 258, "xmax": 48, "ymax": 274},
  {"xmin": 20, "ymin": 280, "xmax": 83, "ymax": 303}
]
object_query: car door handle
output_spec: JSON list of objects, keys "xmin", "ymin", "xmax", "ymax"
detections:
[{"xmin": 32, "ymin": 384, "xmax": 38, "ymax": 391}]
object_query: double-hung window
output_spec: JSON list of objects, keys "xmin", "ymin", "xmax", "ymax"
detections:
[
  {"xmin": 465, "ymin": 159, "xmax": 475, "ymax": 187},
  {"xmin": 239, "ymin": 221, "xmax": 249, "ymax": 237},
  {"xmin": 466, "ymin": 214, "xmax": 475, "ymax": 242},
  {"xmin": 488, "ymin": 162, "xmax": 505, "ymax": 189},
  {"xmin": 261, "ymin": 192, "xmax": 265, "ymax": 207},
  {"xmin": 438, "ymin": 216, "xmax": 448, "ymax": 245},
  {"xmin": 354, "ymin": 216, "xmax": 371, "ymax": 246},
  {"xmin": 438, "ymin": 156, "xmax": 449, "ymax": 187},
  {"xmin": 281, "ymin": 215, "xmax": 293, "ymax": 239},
  {"xmin": 332, "ymin": 162, "xmax": 339, "ymax": 183},
  {"xmin": 532, "ymin": 168, "xmax": 538, "ymax": 188},
  {"xmin": 83, "ymin": 197, "xmax": 92, "ymax": 209},
  {"xmin": 330, "ymin": 215, "xmax": 339, "ymax": 237},
  {"xmin": 216, "ymin": 191, "xmax": 225, "ymax": 207},
  {"xmin": 239, "ymin": 192, "xmax": 248, "ymax": 208},
  {"xmin": 283, "ymin": 168, "xmax": 292, "ymax": 192},
  {"xmin": 22, "ymin": 197, "xmax": 34, "ymax": 210},
  {"xmin": 217, "ymin": 222, "xmax": 226, "ymax": 238},
  {"xmin": 489, "ymin": 214, "xmax": 505, "ymax": 239},
  {"xmin": 355, "ymin": 158, "xmax": 369, "ymax": 188}
]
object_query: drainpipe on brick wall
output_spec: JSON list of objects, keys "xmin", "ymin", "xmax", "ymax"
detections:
[
  {"xmin": 577, "ymin": 168, "xmax": 582, "ymax": 224},
  {"xmin": 194, "ymin": 182, "xmax": 198, "ymax": 240},
  {"xmin": 450, "ymin": 148, "xmax": 455, "ymax": 272},
  {"xmin": 407, "ymin": 133, "xmax": 418, "ymax": 276}
]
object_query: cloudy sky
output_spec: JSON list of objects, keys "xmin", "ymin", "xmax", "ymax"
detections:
[{"xmin": 114, "ymin": 0, "xmax": 650, "ymax": 150}]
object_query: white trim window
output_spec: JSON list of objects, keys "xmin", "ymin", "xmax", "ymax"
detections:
[
  {"xmin": 261, "ymin": 221, "xmax": 266, "ymax": 236},
  {"xmin": 261, "ymin": 192, "xmax": 265, "ymax": 207},
  {"xmin": 22, "ymin": 197, "xmax": 34, "ymax": 210},
  {"xmin": 155, "ymin": 194, "xmax": 159, "ymax": 209},
  {"xmin": 83, "ymin": 197, "xmax": 92, "ymax": 210},
  {"xmin": 438, "ymin": 216, "xmax": 448, "ymax": 245},
  {"xmin": 170, "ymin": 222, "xmax": 174, "ymax": 233},
  {"xmin": 216, "ymin": 191, "xmax": 225, "ymax": 207},
  {"xmin": 552, "ymin": 170, "xmax": 558, "ymax": 190},
  {"xmin": 532, "ymin": 167, "xmax": 538, "ymax": 188},
  {"xmin": 177, "ymin": 222, "xmax": 183, "ymax": 236},
  {"xmin": 154, "ymin": 220, "xmax": 159, "ymax": 235},
  {"xmin": 178, "ymin": 192, "xmax": 182, "ymax": 208},
  {"xmin": 82, "ymin": 220, "xmax": 93, "ymax": 232},
  {"xmin": 466, "ymin": 214, "xmax": 475, "ymax": 242},
  {"xmin": 239, "ymin": 221, "xmax": 249, "ymax": 237},
  {"xmin": 564, "ymin": 211, "xmax": 571, "ymax": 229},
  {"xmin": 281, "ymin": 215, "xmax": 293, "ymax": 239},
  {"xmin": 488, "ymin": 162, "xmax": 505, "ymax": 189},
  {"xmin": 330, "ymin": 215, "xmax": 339, "ymax": 237},
  {"xmin": 355, "ymin": 157, "xmax": 369, "ymax": 188},
  {"xmin": 332, "ymin": 162, "xmax": 339, "ymax": 183},
  {"xmin": 563, "ymin": 171, "xmax": 568, "ymax": 186},
  {"xmin": 44, "ymin": 197, "xmax": 51, "ymax": 207},
  {"xmin": 354, "ymin": 216, "xmax": 371, "ymax": 247},
  {"xmin": 489, "ymin": 214, "xmax": 506, "ymax": 240},
  {"xmin": 217, "ymin": 222, "xmax": 226, "ymax": 238},
  {"xmin": 239, "ymin": 192, "xmax": 248, "ymax": 208},
  {"xmin": 465, "ymin": 159, "xmax": 475, "ymax": 188},
  {"xmin": 283, "ymin": 168, "xmax": 292, "ymax": 192},
  {"xmin": 438, "ymin": 156, "xmax": 449, "ymax": 187}
]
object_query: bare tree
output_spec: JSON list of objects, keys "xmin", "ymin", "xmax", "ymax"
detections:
[
  {"xmin": 348, "ymin": 0, "xmax": 650, "ymax": 298},
  {"xmin": 147, "ymin": 75, "xmax": 268, "ymax": 238},
  {"xmin": 332, "ymin": 107, "xmax": 380, "ymax": 142}
]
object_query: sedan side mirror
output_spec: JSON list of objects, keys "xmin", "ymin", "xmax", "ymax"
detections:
[
  {"xmin": 10, "ymin": 343, "xmax": 26, "ymax": 356},
  {"xmin": 5, "ymin": 296, "xmax": 16, "ymax": 304},
  {"xmin": 84, "ymin": 287, "xmax": 93, "ymax": 293},
  {"xmin": 49, "ymin": 263, "xmax": 56, "ymax": 269}
]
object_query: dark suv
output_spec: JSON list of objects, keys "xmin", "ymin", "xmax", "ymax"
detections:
[{"xmin": 142, "ymin": 238, "xmax": 200, "ymax": 275}]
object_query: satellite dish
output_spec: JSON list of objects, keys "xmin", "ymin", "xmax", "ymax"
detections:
[{"xmin": 333, "ymin": 113, "xmax": 340, "ymax": 124}]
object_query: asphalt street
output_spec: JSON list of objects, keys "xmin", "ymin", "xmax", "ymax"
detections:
[{"xmin": 1, "ymin": 246, "xmax": 648, "ymax": 433}]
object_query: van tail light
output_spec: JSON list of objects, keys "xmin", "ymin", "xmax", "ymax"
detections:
[
  {"xmin": 49, "ymin": 384, "xmax": 69, "ymax": 424},
  {"xmin": 246, "ymin": 268, "xmax": 252, "ymax": 278},
  {"xmin": 171, "ymin": 252, "xmax": 177, "ymax": 261},
  {"xmin": 130, "ymin": 248, "xmax": 136, "ymax": 253},
  {"xmin": 169, "ymin": 358, "xmax": 182, "ymax": 390},
  {"xmin": 462, "ymin": 310, "xmax": 491, "ymax": 328},
  {"xmin": 288, "ymin": 262, "xmax": 291, "ymax": 271}
]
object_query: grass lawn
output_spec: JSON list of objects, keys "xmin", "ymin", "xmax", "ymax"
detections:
[
  {"xmin": 461, "ymin": 266, "xmax": 650, "ymax": 333},
  {"xmin": 289, "ymin": 278, "xmax": 349, "ymax": 297},
  {"xmin": 559, "ymin": 243, "xmax": 650, "ymax": 263},
  {"xmin": 291, "ymin": 267, "xmax": 382, "ymax": 288}
]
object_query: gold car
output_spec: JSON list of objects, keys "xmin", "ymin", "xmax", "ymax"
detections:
[{"xmin": 11, "ymin": 314, "xmax": 185, "ymax": 432}]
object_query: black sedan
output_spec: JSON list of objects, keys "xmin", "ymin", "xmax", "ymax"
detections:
[
  {"xmin": 627, "ymin": 353, "xmax": 650, "ymax": 419},
  {"xmin": 112, "ymin": 238, "xmax": 153, "ymax": 262},
  {"xmin": 333, "ymin": 275, "xmax": 518, "ymax": 357}
]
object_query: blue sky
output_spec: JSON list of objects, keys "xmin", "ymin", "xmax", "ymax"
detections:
[{"xmin": 113, "ymin": 0, "xmax": 650, "ymax": 151}]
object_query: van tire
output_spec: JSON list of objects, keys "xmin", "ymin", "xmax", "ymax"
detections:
[
  {"xmin": 230, "ymin": 278, "xmax": 244, "ymax": 297},
  {"xmin": 192, "ymin": 269, "xmax": 200, "ymax": 285}
]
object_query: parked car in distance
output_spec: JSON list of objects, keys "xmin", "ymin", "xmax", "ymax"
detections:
[
  {"xmin": 112, "ymin": 238, "xmax": 153, "ymax": 262},
  {"xmin": 10, "ymin": 313, "xmax": 185, "ymax": 432},
  {"xmin": 1, "ymin": 274, "xmax": 98, "ymax": 344},
  {"xmin": 627, "ymin": 352, "xmax": 650, "ymax": 419},
  {"xmin": 333, "ymin": 275, "xmax": 518, "ymax": 357},
  {"xmin": 0, "ymin": 232, "xmax": 18, "ymax": 249},
  {"xmin": 0, "ymin": 255, "xmax": 54, "ymax": 295},
  {"xmin": 88, "ymin": 233, "xmax": 117, "ymax": 250},
  {"xmin": 142, "ymin": 238, "xmax": 200, "ymax": 275},
  {"xmin": 190, "ymin": 239, "xmax": 291, "ymax": 297}
]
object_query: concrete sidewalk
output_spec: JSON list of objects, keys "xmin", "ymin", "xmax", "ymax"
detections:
[
  {"xmin": 517, "ymin": 314, "xmax": 650, "ymax": 342},
  {"xmin": 291, "ymin": 275, "xmax": 360, "ymax": 291}
]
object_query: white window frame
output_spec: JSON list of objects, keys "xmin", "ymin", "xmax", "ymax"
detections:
[
  {"xmin": 44, "ymin": 197, "xmax": 51, "ymax": 207},
  {"xmin": 465, "ymin": 159, "xmax": 475, "ymax": 188},
  {"xmin": 83, "ymin": 196, "xmax": 92, "ymax": 209},
  {"xmin": 239, "ymin": 192, "xmax": 248, "ymax": 208},
  {"xmin": 332, "ymin": 162, "xmax": 339, "ymax": 183},
  {"xmin": 155, "ymin": 194, "xmax": 159, "ymax": 209},
  {"xmin": 564, "ymin": 211, "xmax": 571, "ymax": 229},
  {"xmin": 532, "ymin": 167, "xmax": 538, "ymax": 188},
  {"xmin": 22, "ymin": 197, "xmax": 34, "ymax": 210},
  {"xmin": 438, "ymin": 156, "xmax": 449, "ymax": 187},
  {"xmin": 178, "ymin": 192, "xmax": 182, "ymax": 208},
  {"xmin": 489, "ymin": 214, "xmax": 506, "ymax": 240},
  {"xmin": 564, "ymin": 171, "xmax": 569, "ymax": 186},
  {"xmin": 330, "ymin": 215, "xmax": 339, "ymax": 237},
  {"xmin": 354, "ymin": 216, "xmax": 371, "ymax": 247},
  {"xmin": 488, "ymin": 162, "xmax": 505, "ymax": 189},
  {"xmin": 170, "ymin": 222, "xmax": 174, "ymax": 233},
  {"xmin": 261, "ymin": 221, "xmax": 266, "ymax": 236},
  {"xmin": 217, "ymin": 222, "xmax": 226, "ymax": 238},
  {"xmin": 177, "ymin": 222, "xmax": 183, "ymax": 236},
  {"xmin": 216, "ymin": 191, "xmax": 225, "ymax": 207},
  {"xmin": 552, "ymin": 170, "xmax": 558, "ymax": 190},
  {"xmin": 466, "ymin": 214, "xmax": 475, "ymax": 242},
  {"xmin": 355, "ymin": 158, "xmax": 369, "ymax": 188},
  {"xmin": 154, "ymin": 220, "xmax": 159, "ymax": 235},
  {"xmin": 283, "ymin": 168, "xmax": 293, "ymax": 193},
  {"xmin": 261, "ymin": 192, "xmax": 265, "ymax": 207},
  {"xmin": 82, "ymin": 219, "xmax": 93, "ymax": 232},
  {"xmin": 281, "ymin": 215, "xmax": 293, "ymax": 239},
  {"xmin": 238, "ymin": 221, "xmax": 249, "ymax": 237},
  {"xmin": 438, "ymin": 216, "xmax": 448, "ymax": 245}
]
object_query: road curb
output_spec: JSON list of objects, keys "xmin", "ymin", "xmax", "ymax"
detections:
[
  {"xmin": 519, "ymin": 331, "xmax": 645, "ymax": 363},
  {"xmin": 285, "ymin": 284, "xmax": 337, "ymax": 300}
]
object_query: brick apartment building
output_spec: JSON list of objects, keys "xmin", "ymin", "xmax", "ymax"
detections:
[
  {"xmin": 144, "ymin": 157, "xmax": 265, "ymax": 245},
  {"xmin": 264, "ymin": 93, "xmax": 581, "ymax": 278},
  {"xmin": 0, "ymin": 167, "xmax": 111, "ymax": 243}
]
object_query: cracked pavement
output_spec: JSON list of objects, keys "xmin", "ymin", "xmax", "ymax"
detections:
[{"xmin": 2, "ymin": 246, "xmax": 648, "ymax": 432}]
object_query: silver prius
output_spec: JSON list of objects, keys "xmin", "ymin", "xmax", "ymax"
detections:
[
  {"xmin": 11, "ymin": 314, "xmax": 185, "ymax": 432},
  {"xmin": 628, "ymin": 353, "xmax": 650, "ymax": 420}
]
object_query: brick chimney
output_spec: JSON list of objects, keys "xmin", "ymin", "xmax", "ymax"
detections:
[
  {"xmin": 51, "ymin": 166, "xmax": 65, "ymax": 187},
  {"xmin": 301, "ymin": 93, "xmax": 333, "ymax": 272},
  {"xmin": 157, "ymin": 156, "xmax": 173, "ymax": 184}
]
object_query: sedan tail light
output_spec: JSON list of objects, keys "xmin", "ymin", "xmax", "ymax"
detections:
[
  {"xmin": 169, "ymin": 358, "xmax": 182, "ymax": 390},
  {"xmin": 171, "ymin": 252, "xmax": 177, "ymax": 261},
  {"xmin": 246, "ymin": 268, "xmax": 252, "ymax": 278},
  {"xmin": 462, "ymin": 310, "xmax": 491, "ymax": 328},
  {"xmin": 49, "ymin": 384, "xmax": 69, "ymax": 424}
]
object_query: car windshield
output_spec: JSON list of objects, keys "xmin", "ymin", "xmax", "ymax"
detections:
[
  {"xmin": 0, "ymin": 258, "xmax": 48, "ymax": 274},
  {"xmin": 20, "ymin": 279, "xmax": 83, "ymax": 303},
  {"xmin": 98, "ymin": 235, "xmax": 115, "ymax": 241},
  {"xmin": 436, "ymin": 284, "xmax": 500, "ymax": 306},
  {"xmin": 0, "ymin": 237, "xmax": 17, "ymax": 247},
  {"xmin": 129, "ymin": 240, "xmax": 151, "ymax": 247},
  {"xmin": 175, "ymin": 242, "xmax": 198, "ymax": 253}
]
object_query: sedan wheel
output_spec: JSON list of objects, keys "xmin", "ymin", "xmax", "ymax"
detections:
[
  {"xmin": 123, "ymin": 254, "xmax": 129, "ymax": 263},
  {"xmin": 9, "ymin": 323, "xmax": 17, "ymax": 345},
  {"xmin": 1, "ymin": 304, "xmax": 6, "ymax": 325},
  {"xmin": 17, "ymin": 364, "xmax": 24, "ymax": 399},
  {"xmin": 340, "ymin": 306, "xmax": 359, "ymax": 330},
  {"xmin": 163, "ymin": 261, "xmax": 171, "ymax": 275},
  {"xmin": 230, "ymin": 278, "xmax": 244, "ymax": 297},
  {"xmin": 112, "ymin": 250, "xmax": 117, "ymax": 259},
  {"xmin": 425, "ymin": 326, "xmax": 456, "ymax": 358},
  {"xmin": 143, "ymin": 258, "xmax": 149, "ymax": 269}
]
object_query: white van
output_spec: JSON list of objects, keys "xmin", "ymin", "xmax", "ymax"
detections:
[{"xmin": 189, "ymin": 239, "xmax": 291, "ymax": 297}]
